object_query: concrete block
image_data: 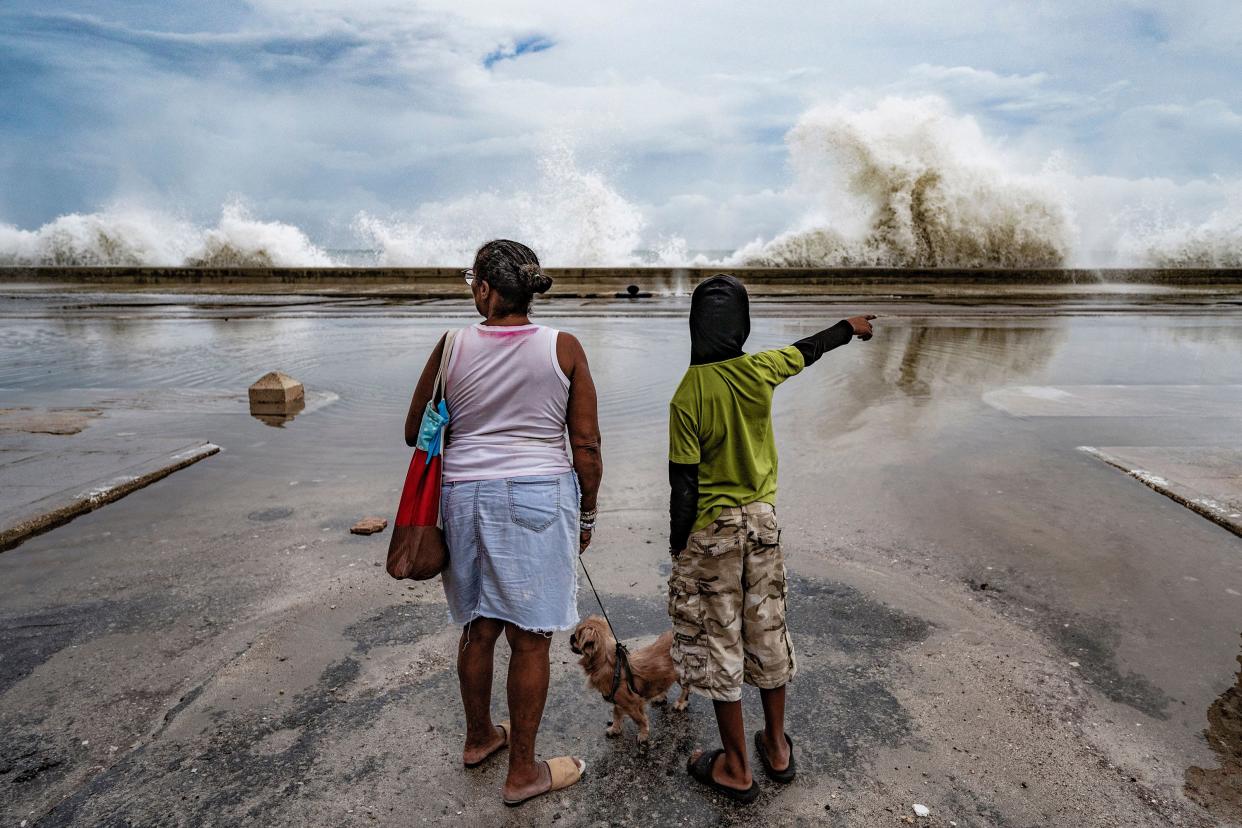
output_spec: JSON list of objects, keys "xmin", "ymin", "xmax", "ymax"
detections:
[{"xmin": 248, "ymin": 372, "xmax": 305, "ymax": 407}]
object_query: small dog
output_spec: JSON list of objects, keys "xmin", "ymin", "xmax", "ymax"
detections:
[{"xmin": 569, "ymin": 615, "xmax": 691, "ymax": 743}]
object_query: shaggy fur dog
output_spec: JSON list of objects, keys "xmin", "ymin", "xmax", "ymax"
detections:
[{"xmin": 569, "ymin": 615, "xmax": 691, "ymax": 743}]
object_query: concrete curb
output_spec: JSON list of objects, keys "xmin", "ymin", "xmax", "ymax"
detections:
[
  {"xmin": 1079, "ymin": 446, "xmax": 1242, "ymax": 538},
  {"xmin": 0, "ymin": 441, "xmax": 220, "ymax": 552}
]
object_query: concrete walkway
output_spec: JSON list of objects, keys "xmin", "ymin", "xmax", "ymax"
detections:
[
  {"xmin": 3, "ymin": 299, "xmax": 1241, "ymax": 826},
  {"xmin": 1081, "ymin": 446, "xmax": 1242, "ymax": 538},
  {"xmin": 0, "ymin": 424, "xmax": 218, "ymax": 550},
  {"xmin": 0, "ymin": 388, "xmax": 341, "ymax": 550},
  {"xmin": 983, "ymin": 384, "xmax": 1242, "ymax": 418}
]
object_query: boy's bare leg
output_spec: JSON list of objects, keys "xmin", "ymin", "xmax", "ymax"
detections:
[
  {"xmin": 458, "ymin": 617, "xmax": 506, "ymax": 765},
  {"xmin": 759, "ymin": 684, "xmax": 791, "ymax": 770},
  {"xmin": 690, "ymin": 699, "xmax": 752, "ymax": 789}
]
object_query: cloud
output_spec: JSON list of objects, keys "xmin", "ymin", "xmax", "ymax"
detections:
[
  {"xmin": 483, "ymin": 34, "xmax": 554, "ymax": 69},
  {"xmin": 1122, "ymin": 98, "xmax": 1242, "ymax": 131},
  {"xmin": 903, "ymin": 65, "xmax": 1081, "ymax": 114},
  {"xmin": 1102, "ymin": 98, "xmax": 1242, "ymax": 178},
  {"xmin": 9, "ymin": 12, "xmax": 368, "ymax": 72},
  {"xmin": 0, "ymin": 0, "xmax": 1240, "ymax": 259}
]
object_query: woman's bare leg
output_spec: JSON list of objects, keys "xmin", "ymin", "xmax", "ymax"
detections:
[
  {"xmin": 501, "ymin": 623, "xmax": 554, "ymax": 800},
  {"xmin": 458, "ymin": 617, "xmax": 506, "ymax": 765}
]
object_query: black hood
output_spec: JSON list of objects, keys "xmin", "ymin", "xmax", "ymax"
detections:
[{"xmin": 689, "ymin": 274, "xmax": 750, "ymax": 365}]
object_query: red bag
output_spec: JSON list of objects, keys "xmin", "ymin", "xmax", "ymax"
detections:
[{"xmin": 387, "ymin": 330, "xmax": 457, "ymax": 580}]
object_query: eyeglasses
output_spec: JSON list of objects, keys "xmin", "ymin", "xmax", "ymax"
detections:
[{"xmin": 462, "ymin": 269, "xmax": 475, "ymax": 286}]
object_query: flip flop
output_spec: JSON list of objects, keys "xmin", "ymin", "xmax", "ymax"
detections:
[
  {"xmin": 503, "ymin": 756, "xmax": 586, "ymax": 807},
  {"xmin": 753, "ymin": 731, "xmax": 796, "ymax": 783},
  {"xmin": 686, "ymin": 749, "xmax": 760, "ymax": 804},
  {"xmin": 463, "ymin": 720, "xmax": 510, "ymax": 768}
]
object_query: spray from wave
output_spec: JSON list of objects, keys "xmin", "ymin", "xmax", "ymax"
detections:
[
  {"xmin": 730, "ymin": 97, "xmax": 1073, "ymax": 268},
  {"xmin": 0, "ymin": 202, "xmax": 332, "ymax": 267},
  {"xmin": 1117, "ymin": 196, "xmax": 1242, "ymax": 268},
  {"xmin": 355, "ymin": 144, "xmax": 645, "ymax": 267}
]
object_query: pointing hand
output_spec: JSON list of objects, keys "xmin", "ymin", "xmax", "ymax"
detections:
[{"xmin": 847, "ymin": 315, "xmax": 877, "ymax": 341}]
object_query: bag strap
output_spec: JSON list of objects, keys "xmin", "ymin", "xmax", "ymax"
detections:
[
  {"xmin": 432, "ymin": 329, "xmax": 459, "ymax": 533},
  {"xmin": 432, "ymin": 329, "xmax": 458, "ymax": 404}
]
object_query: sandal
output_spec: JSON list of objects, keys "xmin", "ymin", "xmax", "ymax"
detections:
[
  {"xmin": 502, "ymin": 756, "xmax": 586, "ymax": 807},
  {"xmin": 464, "ymin": 720, "xmax": 510, "ymax": 768},
  {"xmin": 753, "ymin": 731, "xmax": 796, "ymax": 783},
  {"xmin": 686, "ymin": 749, "xmax": 760, "ymax": 804}
]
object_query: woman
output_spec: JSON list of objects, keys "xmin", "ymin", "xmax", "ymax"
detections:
[{"xmin": 404, "ymin": 239, "xmax": 602, "ymax": 806}]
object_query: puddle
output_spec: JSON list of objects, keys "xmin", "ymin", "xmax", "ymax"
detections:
[
  {"xmin": 1047, "ymin": 619, "xmax": 1171, "ymax": 719},
  {"xmin": 1185, "ymin": 633, "xmax": 1242, "ymax": 822}
]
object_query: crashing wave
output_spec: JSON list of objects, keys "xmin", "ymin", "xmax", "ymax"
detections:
[
  {"xmin": 731, "ymin": 97, "xmax": 1072, "ymax": 268},
  {"xmin": 0, "ymin": 202, "xmax": 332, "ymax": 267},
  {"xmin": 1120, "ymin": 198, "xmax": 1242, "ymax": 267},
  {"xmin": 355, "ymin": 145, "xmax": 644, "ymax": 267}
]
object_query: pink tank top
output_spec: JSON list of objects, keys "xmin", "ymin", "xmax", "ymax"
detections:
[{"xmin": 442, "ymin": 323, "xmax": 572, "ymax": 482}]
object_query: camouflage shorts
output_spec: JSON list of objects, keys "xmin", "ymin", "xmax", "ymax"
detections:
[{"xmin": 667, "ymin": 501, "xmax": 796, "ymax": 702}]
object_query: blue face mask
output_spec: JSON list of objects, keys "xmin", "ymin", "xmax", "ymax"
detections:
[{"xmin": 417, "ymin": 398, "xmax": 450, "ymax": 463}]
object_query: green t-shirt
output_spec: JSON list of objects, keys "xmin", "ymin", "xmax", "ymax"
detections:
[{"xmin": 668, "ymin": 346, "xmax": 805, "ymax": 531}]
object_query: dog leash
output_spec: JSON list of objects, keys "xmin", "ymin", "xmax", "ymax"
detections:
[{"xmin": 578, "ymin": 557, "xmax": 639, "ymax": 703}]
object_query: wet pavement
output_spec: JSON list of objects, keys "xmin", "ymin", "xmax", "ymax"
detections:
[
  {"xmin": 1, "ymin": 288, "xmax": 1241, "ymax": 826},
  {"xmin": 1077, "ymin": 447, "xmax": 1242, "ymax": 537}
]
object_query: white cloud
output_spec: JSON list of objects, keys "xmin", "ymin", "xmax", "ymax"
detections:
[
  {"xmin": 1121, "ymin": 98, "xmax": 1242, "ymax": 130},
  {"xmin": 2, "ymin": 0, "xmax": 1241, "ymax": 262}
]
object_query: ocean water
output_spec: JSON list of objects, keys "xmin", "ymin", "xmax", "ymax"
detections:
[{"xmin": 1, "ymin": 98, "xmax": 1239, "ymax": 270}]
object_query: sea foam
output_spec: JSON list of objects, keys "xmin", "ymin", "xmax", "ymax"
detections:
[{"xmin": 1117, "ymin": 197, "xmax": 1242, "ymax": 268}]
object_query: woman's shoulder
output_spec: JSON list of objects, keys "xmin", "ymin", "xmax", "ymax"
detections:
[
  {"xmin": 550, "ymin": 328, "xmax": 586, "ymax": 381},
  {"xmin": 550, "ymin": 328, "xmax": 584, "ymax": 350}
]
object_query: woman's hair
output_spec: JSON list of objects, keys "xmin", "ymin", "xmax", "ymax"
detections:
[{"xmin": 474, "ymin": 239, "xmax": 553, "ymax": 314}]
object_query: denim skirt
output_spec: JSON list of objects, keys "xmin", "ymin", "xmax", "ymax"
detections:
[{"xmin": 441, "ymin": 470, "xmax": 580, "ymax": 634}]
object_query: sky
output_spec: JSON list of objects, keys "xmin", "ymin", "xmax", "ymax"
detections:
[{"xmin": 1, "ymin": 1, "xmax": 1240, "ymax": 263}]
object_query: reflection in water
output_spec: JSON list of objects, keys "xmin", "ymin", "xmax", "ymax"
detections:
[
  {"xmin": 1161, "ymin": 324, "xmax": 1242, "ymax": 350},
  {"xmin": 777, "ymin": 320, "xmax": 1068, "ymax": 448},
  {"xmin": 249, "ymin": 396, "xmax": 306, "ymax": 428},
  {"xmin": 879, "ymin": 323, "xmax": 1066, "ymax": 399},
  {"xmin": 1185, "ymin": 635, "xmax": 1242, "ymax": 823}
]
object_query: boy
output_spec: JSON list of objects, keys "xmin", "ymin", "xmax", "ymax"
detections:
[{"xmin": 667, "ymin": 274, "xmax": 875, "ymax": 802}]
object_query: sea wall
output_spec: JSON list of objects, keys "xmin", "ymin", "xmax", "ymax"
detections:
[{"xmin": 3, "ymin": 266, "xmax": 1240, "ymax": 286}]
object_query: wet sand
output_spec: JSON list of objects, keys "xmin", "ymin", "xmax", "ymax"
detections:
[{"xmin": 1, "ymin": 287, "xmax": 1241, "ymax": 826}]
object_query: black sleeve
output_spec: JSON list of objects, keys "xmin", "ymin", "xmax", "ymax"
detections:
[
  {"xmin": 793, "ymin": 319, "xmax": 853, "ymax": 367},
  {"xmin": 669, "ymin": 461, "xmax": 699, "ymax": 551}
]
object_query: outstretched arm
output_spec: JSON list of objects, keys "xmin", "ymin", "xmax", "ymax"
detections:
[
  {"xmin": 404, "ymin": 334, "xmax": 446, "ymax": 446},
  {"xmin": 793, "ymin": 315, "xmax": 877, "ymax": 367},
  {"xmin": 669, "ymin": 461, "xmax": 699, "ymax": 553}
]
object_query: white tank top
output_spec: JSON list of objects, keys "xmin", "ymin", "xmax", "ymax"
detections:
[{"xmin": 442, "ymin": 323, "xmax": 573, "ymax": 482}]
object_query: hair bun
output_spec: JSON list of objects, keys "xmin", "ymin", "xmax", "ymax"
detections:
[{"xmin": 519, "ymin": 262, "xmax": 553, "ymax": 294}]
